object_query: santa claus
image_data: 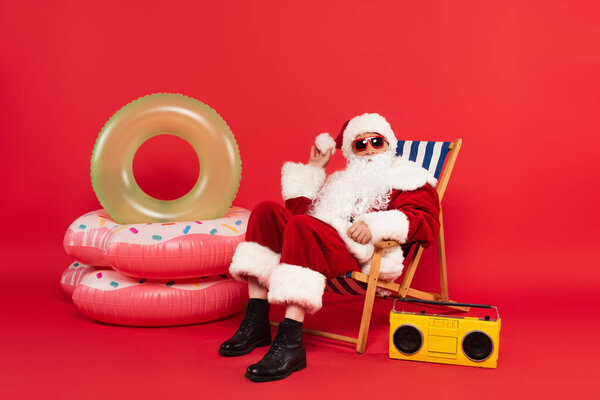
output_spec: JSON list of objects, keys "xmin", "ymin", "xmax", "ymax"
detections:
[{"xmin": 219, "ymin": 113, "xmax": 440, "ymax": 382}]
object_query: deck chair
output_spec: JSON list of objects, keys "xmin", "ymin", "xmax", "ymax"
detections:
[{"xmin": 302, "ymin": 138, "xmax": 468, "ymax": 353}]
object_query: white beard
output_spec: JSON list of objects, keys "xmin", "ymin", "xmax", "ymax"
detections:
[{"xmin": 309, "ymin": 152, "xmax": 394, "ymax": 221}]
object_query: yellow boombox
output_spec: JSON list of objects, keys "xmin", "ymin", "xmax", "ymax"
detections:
[{"xmin": 389, "ymin": 299, "xmax": 501, "ymax": 368}]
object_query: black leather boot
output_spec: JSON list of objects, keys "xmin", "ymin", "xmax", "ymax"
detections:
[
  {"xmin": 244, "ymin": 318, "xmax": 306, "ymax": 382},
  {"xmin": 219, "ymin": 299, "xmax": 272, "ymax": 356}
]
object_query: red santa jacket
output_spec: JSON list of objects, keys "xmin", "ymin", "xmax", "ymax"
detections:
[
  {"xmin": 284, "ymin": 185, "xmax": 439, "ymax": 248},
  {"xmin": 280, "ymin": 157, "xmax": 441, "ymax": 281}
]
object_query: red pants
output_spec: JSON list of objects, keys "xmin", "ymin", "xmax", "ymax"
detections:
[{"xmin": 246, "ymin": 201, "xmax": 360, "ymax": 279}]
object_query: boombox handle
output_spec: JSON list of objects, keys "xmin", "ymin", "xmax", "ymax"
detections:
[{"xmin": 393, "ymin": 298, "xmax": 500, "ymax": 320}]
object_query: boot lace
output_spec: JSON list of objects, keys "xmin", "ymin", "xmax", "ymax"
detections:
[
  {"xmin": 267, "ymin": 329, "xmax": 287, "ymax": 357},
  {"xmin": 236, "ymin": 304, "xmax": 259, "ymax": 334}
]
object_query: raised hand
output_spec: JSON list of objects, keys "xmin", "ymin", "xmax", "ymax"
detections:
[
  {"xmin": 347, "ymin": 221, "xmax": 372, "ymax": 244},
  {"xmin": 307, "ymin": 146, "xmax": 332, "ymax": 168}
]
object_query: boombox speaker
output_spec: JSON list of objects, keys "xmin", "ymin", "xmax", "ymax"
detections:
[{"xmin": 389, "ymin": 299, "xmax": 500, "ymax": 368}]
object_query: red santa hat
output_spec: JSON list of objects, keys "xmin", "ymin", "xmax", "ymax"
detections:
[{"xmin": 314, "ymin": 113, "xmax": 398, "ymax": 159}]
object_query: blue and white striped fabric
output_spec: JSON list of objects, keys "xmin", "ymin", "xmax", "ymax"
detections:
[{"xmin": 396, "ymin": 141, "xmax": 451, "ymax": 180}]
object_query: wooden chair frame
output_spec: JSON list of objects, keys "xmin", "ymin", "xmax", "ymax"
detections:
[{"xmin": 301, "ymin": 138, "xmax": 468, "ymax": 353}]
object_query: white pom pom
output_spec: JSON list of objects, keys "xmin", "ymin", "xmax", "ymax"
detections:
[{"xmin": 315, "ymin": 132, "xmax": 336, "ymax": 154}]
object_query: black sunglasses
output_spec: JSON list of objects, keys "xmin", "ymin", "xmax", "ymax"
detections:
[{"xmin": 352, "ymin": 135, "xmax": 386, "ymax": 152}]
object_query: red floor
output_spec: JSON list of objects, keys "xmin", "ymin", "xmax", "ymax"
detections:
[{"xmin": 2, "ymin": 245, "xmax": 597, "ymax": 400}]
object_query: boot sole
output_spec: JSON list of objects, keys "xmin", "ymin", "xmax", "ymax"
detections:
[
  {"xmin": 218, "ymin": 337, "xmax": 272, "ymax": 357},
  {"xmin": 244, "ymin": 359, "xmax": 307, "ymax": 382}
]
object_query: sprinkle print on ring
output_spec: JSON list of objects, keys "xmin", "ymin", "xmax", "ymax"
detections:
[
  {"xmin": 64, "ymin": 206, "xmax": 252, "ymax": 280},
  {"xmin": 221, "ymin": 224, "xmax": 238, "ymax": 233}
]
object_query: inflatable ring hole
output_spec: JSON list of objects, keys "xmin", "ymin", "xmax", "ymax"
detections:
[{"xmin": 132, "ymin": 134, "xmax": 200, "ymax": 201}]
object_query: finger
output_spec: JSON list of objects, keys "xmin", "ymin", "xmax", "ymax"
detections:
[
  {"xmin": 358, "ymin": 227, "xmax": 370, "ymax": 243},
  {"xmin": 348, "ymin": 223, "xmax": 357, "ymax": 234},
  {"xmin": 354, "ymin": 227, "xmax": 364, "ymax": 240},
  {"xmin": 362, "ymin": 228, "xmax": 372, "ymax": 244},
  {"xmin": 354, "ymin": 231, "xmax": 363, "ymax": 243},
  {"xmin": 361, "ymin": 226, "xmax": 372, "ymax": 242},
  {"xmin": 356, "ymin": 230, "xmax": 367, "ymax": 243}
]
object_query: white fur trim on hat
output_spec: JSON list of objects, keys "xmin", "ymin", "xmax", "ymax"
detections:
[
  {"xmin": 355, "ymin": 209, "xmax": 410, "ymax": 244},
  {"xmin": 281, "ymin": 162, "xmax": 326, "ymax": 201},
  {"xmin": 361, "ymin": 245, "xmax": 405, "ymax": 281},
  {"xmin": 341, "ymin": 113, "xmax": 398, "ymax": 159},
  {"xmin": 229, "ymin": 242, "xmax": 281, "ymax": 287},
  {"xmin": 267, "ymin": 264, "xmax": 326, "ymax": 314},
  {"xmin": 315, "ymin": 132, "xmax": 336, "ymax": 155}
]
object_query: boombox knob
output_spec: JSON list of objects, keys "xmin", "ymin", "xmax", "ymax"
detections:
[{"xmin": 484, "ymin": 315, "xmax": 490, "ymax": 321}]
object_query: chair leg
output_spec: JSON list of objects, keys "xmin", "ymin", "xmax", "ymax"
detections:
[
  {"xmin": 356, "ymin": 247, "xmax": 382, "ymax": 353},
  {"xmin": 437, "ymin": 210, "xmax": 449, "ymax": 302},
  {"xmin": 398, "ymin": 246, "xmax": 424, "ymax": 298}
]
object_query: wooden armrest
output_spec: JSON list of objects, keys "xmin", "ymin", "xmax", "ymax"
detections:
[
  {"xmin": 374, "ymin": 240, "xmax": 400, "ymax": 249},
  {"xmin": 350, "ymin": 271, "xmax": 401, "ymax": 292}
]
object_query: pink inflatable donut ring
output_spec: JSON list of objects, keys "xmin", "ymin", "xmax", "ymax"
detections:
[
  {"xmin": 60, "ymin": 261, "xmax": 103, "ymax": 295},
  {"xmin": 64, "ymin": 206, "xmax": 250, "ymax": 279},
  {"xmin": 63, "ymin": 212, "xmax": 118, "ymax": 267},
  {"xmin": 72, "ymin": 269, "xmax": 248, "ymax": 326}
]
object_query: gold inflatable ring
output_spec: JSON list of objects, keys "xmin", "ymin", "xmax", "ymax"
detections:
[{"xmin": 91, "ymin": 93, "xmax": 241, "ymax": 224}]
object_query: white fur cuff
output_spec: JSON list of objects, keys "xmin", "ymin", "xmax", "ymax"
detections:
[
  {"xmin": 267, "ymin": 264, "xmax": 326, "ymax": 314},
  {"xmin": 355, "ymin": 209, "xmax": 410, "ymax": 244},
  {"xmin": 229, "ymin": 242, "xmax": 281, "ymax": 287},
  {"xmin": 315, "ymin": 132, "xmax": 336, "ymax": 154},
  {"xmin": 281, "ymin": 162, "xmax": 326, "ymax": 201},
  {"xmin": 361, "ymin": 245, "xmax": 405, "ymax": 281}
]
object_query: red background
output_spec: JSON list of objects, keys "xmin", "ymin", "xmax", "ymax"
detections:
[{"xmin": 1, "ymin": 0, "xmax": 599, "ymax": 398}]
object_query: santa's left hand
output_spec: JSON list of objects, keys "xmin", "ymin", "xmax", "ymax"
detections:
[{"xmin": 347, "ymin": 221, "xmax": 372, "ymax": 244}]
